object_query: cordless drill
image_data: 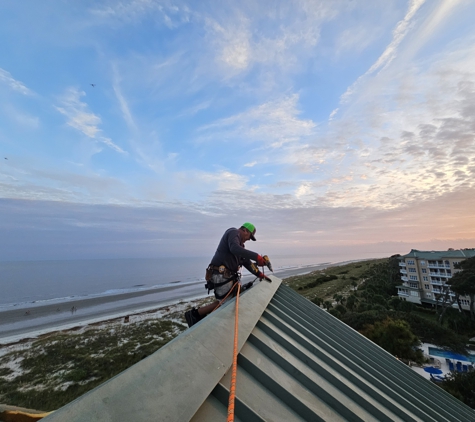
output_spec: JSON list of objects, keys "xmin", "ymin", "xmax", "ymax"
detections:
[{"xmin": 263, "ymin": 255, "xmax": 273, "ymax": 272}]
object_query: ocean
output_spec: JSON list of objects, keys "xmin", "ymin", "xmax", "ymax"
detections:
[
  {"xmin": 0, "ymin": 252, "xmax": 389, "ymax": 310},
  {"xmin": 0, "ymin": 252, "xmax": 394, "ymax": 341}
]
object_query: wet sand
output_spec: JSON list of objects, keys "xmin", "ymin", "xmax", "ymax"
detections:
[
  {"xmin": 0, "ymin": 260, "xmax": 357, "ymax": 343},
  {"xmin": 1, "ymin": 284, "xmax": 186, "ymax": 326}
]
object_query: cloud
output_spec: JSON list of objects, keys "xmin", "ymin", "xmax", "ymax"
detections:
[
  {"xmin": 204, "ymin": 14, "xmax": 251, "ymax": 71},
  {"xmin": 199, "ymin": 170, "xmax": 249, "ymax": 191},
  {"xmin": 0, "ymin": 160, "xmax": 133, "ymax": 204},
  {"xmin": 202, "ymin": 1, "xmax": 337, "ymax": 78},
  {"xmin": 89, "ymin": 0, "xmax": 192, "ymax": 28},
  {"xmin": 164, "ymin": 169, "xmax": 251, "ymax": 201},
  {"xmin": 197, "ymin": 94, "xmax": 316, "ymax": 148},
  {"xmin": 113, "ymin": 66, "xmax": 137, "ymax": 131},
  {"xmin": 56, "ymin": 87, "xmax": 126, "ymax": 154},
  {"xmin": 329, "ymin": 108, "xmax": 338, "ymax": 120},
  {"xmin": 334, "ymin": 24, "xmax": 380, "ymax": 56},
  {"xmin": 0, "ymin": 68, "xmax": 33, "ymax": 95},
  {"xmin": 297, "ymin": 3, "xmax": 475, "ymax": 211},
  {"xmin": 323, "ymin": 61, "xmax": 475, "ymax": 209},
  {"xmin": 367, "ymin": 0, "xmax": 426, "ymax": 74},
  {"xmin": 341, "ymin": 0, "xmax": 426, "ymax": 103},
  {"xmin": 403, "ymin": 0, "xmax": 464, "ymax": 60}
]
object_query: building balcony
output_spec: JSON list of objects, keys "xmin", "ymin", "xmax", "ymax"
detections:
[
  {"xmin": 430, "ymin": 272, "xmax": 451, "ymax": 277},
  {"xmin": 431, "ymin": 280, "xmax": 444, "ymax": 286},
  {"xmin": 400, "ymin": 269, "xmax": 407, "ymax": 274},
  {"xmin": 399, "ymin": 262, "xmax": 406, "ymax": 267},
  {"xmin": 401, "ymin": 276, "xmax": 408, "ymax": 282},
  {"xmin": 402, "ymin": 283, "xmax": 419, "ymax": 289},
  {"xmin": 428, "ymin": 264, "xmax": 451, "ymax": 269},
  {"xmin": 398, "ymin": 291, "xmax": 409, "ymax": 297}
]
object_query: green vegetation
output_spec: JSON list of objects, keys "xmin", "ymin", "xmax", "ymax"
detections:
[
  {"xmin": 449, "ymin": 256, "xmax": 475, "ymax": 319},
  {"xmin": 285, "ymin": 255, "xmax": 475, "ymax": 407},
  {"xmin": 359, "ymin": 318, "xmax": 424, "ymax": 362},
  {"xmin": 441, "ymin": 371, "xmax": 475, "ymax": 409},
  {"xmin": 0, "ymin": 311, "xmax": 188, "ymax": 411},
  {"xmin": 283, "ymin": 258, "xmax": 387, "ymax": 301}
]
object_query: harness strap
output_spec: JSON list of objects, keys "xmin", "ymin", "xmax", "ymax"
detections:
[{"xmin": 205, "ymin": 264, "xmax": 239, "ymax": 294}]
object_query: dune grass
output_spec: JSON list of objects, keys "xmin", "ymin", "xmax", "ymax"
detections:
[
  {"xmin": 283, "ymin": 258, "xmax": 388, "ymax": 301},
  {"xmin": 0, "ymin": 309, "xmax": 190, "ymax": 411}
]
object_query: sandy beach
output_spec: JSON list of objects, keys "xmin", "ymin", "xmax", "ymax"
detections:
[{"xmin": 0, "ymin": 260, "xmax": 357, "ymax": 345}]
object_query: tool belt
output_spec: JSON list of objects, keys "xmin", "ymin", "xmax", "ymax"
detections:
[{"xmin": 204, "ymin": 264, "xmax": 239, "ymax": 294}]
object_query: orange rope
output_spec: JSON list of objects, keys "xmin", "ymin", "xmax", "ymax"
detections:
[
  {"xmin": 227, "ymin": 282, "xmax": 241, "ymax": 422},
  {"xmin": 212, "ymin": 281, "xmax": 239, "ymax": 313}
]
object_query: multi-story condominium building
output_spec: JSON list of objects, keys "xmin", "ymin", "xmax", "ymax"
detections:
[{"xmin": 397, "ymin": 248, "xmax": 475, "ymax": 309}]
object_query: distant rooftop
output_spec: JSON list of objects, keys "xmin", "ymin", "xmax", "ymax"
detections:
[
  {"xmin": 401, "ymin": 249, "xmax": 475, "ymax": 260},
  {"xmin": 43, "ymin": 276, "xmax": 475, "ymax": 422}
]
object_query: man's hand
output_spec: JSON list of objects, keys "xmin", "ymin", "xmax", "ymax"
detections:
[
  {"xmin": 256, "ymin": 254, "xmax": 266, "ymax": 266},
  {"xmin": 257, "ymin": 272, "xmax": 272, "ymax": 282}
]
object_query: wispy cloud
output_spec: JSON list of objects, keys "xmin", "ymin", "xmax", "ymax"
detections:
[
  {"xmin": 197, "ymin": 94, "xmax": 316, "ymax": 148},
  {"xmin": 0, "ymin": 68, "xmax": 34, "ymax": 95},
  {"xmin": 341, "ymin": 0, "xmax": 426, "ymax": 103},
  {"xmin": 203, "ymin": 1, "xmax": 337, "ymax": 78},
  {"xmin": 367, "ymin": 0, "xmax": 426, "ymax": 74},
  {"xmin": 89, "ymin": 0, "xmax": 192, "ymax": 28},
  {"xmin": 112, "ymin": 65, "xmax": 137, "ymax": 131},
  {"xmin": 56, "ymin": 87, "xmax": 126, "ymax": 154}
]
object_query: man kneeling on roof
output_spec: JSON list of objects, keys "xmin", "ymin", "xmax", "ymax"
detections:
[{"xmin": 185, "ymin": 222, "xmax": 271, "ymax": 327}]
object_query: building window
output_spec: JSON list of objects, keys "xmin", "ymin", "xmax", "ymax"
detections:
[
  {"xmin": 407, "ymin": 260, "xmax": 415, "ymax": 265},
  {"xmin": 424, "ymin": 284, "xmax": 430, "ymax": 289},
  {"xmin": 420, "ymin": 260, "xmax": 426, "ymax": 266},
  {"xmin": 409, "ymin": 268, "xmax": 417, "ymax": 273},
  {"xmin": 453, "ymin": 261, "xmax": 460, "ymax": 267},
  {"xmin": 410, "ymin": 291, "xmax": 419, "ymax": 297},
  {"xmin": 423, "ymin": 276, "xmax": 428, "ymax": 281},
  {"xmin": 422, "ymin": 268, "xmax": 427, "ymax": 273},
  {"xmin": 409, "ymin": 275, "xmax": 418, "ymax": 281},
  {"xmin": 426, "ymin": 293, "xmax": 432, "ymax": 298},
  {"xmin": 410, "ymin": 283, "xmax": 418, "ymax": 289}
]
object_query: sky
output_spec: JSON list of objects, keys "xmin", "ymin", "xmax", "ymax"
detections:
[{"xmin": 1, "ymin": 0, "xmax": 475, "ymax": 261}]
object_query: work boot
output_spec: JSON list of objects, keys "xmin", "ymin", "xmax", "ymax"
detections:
[{"xmin": 185, "ymin": 307, "xmax": 201, "ymax": 327}]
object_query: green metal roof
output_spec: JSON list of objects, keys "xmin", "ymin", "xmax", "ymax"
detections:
[
  {"xmin": 43, "ymin": 277, "xmax": 475, "ymax": 422},
  {"xmin": 401, "ymin": 249, "xmax": 475, "ymax": 260}
]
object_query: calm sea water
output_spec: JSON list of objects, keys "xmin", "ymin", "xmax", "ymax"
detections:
[{"xmin": 0, "ymin": 253, "xmax": 388, "ymax": 308}]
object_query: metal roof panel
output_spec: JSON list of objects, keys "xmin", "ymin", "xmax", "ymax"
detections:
[{"xmin": 43, "ymin": 276, "xmax": 475, "ymax": 422}]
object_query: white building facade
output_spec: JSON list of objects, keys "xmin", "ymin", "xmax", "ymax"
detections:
[{"xmin": 397, "ymin": 249, "xmax": 475, "ymax": 309}]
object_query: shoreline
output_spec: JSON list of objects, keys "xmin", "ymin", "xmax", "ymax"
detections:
[{"xmin": 0, "ymin": 259, "xmax": 368, "ymax": 345}]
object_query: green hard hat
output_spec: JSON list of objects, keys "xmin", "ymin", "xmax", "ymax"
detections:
[{"xmin": 242, "ymin": 222, "xmax": 256, "ymax": 241}]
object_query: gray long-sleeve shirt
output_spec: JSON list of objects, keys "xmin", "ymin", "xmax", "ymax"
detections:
[{"xmin": 210, "ymin": 227, "xmax": 260, "ymax": 275}]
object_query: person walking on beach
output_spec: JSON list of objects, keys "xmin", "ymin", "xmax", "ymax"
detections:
[{"xmin": 184, "ymin": 223, "xmax": 271, "ymax": 327}]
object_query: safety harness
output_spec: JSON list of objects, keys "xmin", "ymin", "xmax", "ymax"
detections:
[{"xmin": 204, "ymin": 265, "xmax": 241, "ymax": 299}]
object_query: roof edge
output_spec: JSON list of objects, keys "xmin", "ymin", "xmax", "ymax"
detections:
[{"xmin": 42, "ymin": 276, "xmax": 281, "ymax": 422}]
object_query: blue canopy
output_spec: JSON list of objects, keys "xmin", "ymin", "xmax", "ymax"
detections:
[{"xmin": 424, "ymin": 366, "xmax": 443, "ymax": 374}]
